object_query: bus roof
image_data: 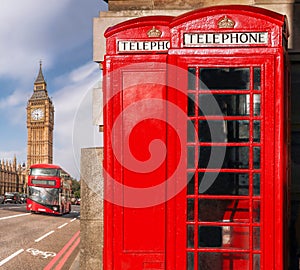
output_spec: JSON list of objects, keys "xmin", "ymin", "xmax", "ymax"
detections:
[{"xmin": 30, "ymin": 163, "xmax": 61, "ymax": 169}]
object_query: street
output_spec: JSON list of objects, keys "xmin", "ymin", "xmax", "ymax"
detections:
[{"xmin": 0, "ymin": 203, "xmax": 80, "ymax": 270}]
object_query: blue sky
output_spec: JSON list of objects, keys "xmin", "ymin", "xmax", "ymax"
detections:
[{"xmin": 0, "ymin": 0, "xmax": 107, "ymax": 179}]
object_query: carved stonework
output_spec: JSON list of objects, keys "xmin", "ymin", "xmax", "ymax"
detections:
[{"xmin": 0, "ymin": 157, "xmax": 26, "ymax": 194}]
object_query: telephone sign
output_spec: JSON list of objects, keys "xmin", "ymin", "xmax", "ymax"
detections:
[
  {"xmin": 183, "ymin": 32, "xmax": 268, "ymax": 46},
  {"xmin": 103, "ymin": 5, "xmax": 290, "ymax": 270},
  {"xmin": 117, "ymin": 40, "xmax": 170, "ymax": 52}
]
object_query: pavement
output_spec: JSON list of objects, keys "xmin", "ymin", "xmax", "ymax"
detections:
[{"xmin": 69, "ymin": 253, "xmax": 79, "ymax": 270}]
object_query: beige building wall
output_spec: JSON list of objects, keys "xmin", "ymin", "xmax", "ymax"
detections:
[{"xmin": 94, "ymin": 0, "xmax": 299, "ymax": 64}]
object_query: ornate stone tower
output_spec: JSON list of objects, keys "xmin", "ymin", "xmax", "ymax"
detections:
[{"xmin": 27, "ymin": 62, "xmax": 54, "ymax": 168}]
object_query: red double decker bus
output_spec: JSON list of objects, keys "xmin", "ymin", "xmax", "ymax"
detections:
[{"xmin": 26, "ymin": 164, "xmax": 72, "ymax": 215}]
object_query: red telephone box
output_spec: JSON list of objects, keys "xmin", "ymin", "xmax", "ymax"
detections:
[
  {"xmin": 103, "ymin": 5, "xmax": 290, "ymax": 270},
  {"xmin": 103, "ymin": 16, "xmax": 173, "ymax": 270}
]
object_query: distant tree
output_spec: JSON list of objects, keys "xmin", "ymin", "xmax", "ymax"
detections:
[
  {"xmin": 71, "ymin": 178, "xmax": 80, "ymax": 198},
  {"xmin": 74, "ymin": 190, "xmax": 80, "ymax": 198}
]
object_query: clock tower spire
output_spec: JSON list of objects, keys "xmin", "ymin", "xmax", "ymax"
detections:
[
  {"xmin": 35, "ymin": 60, "xmax": 46, "ymax": 85},
  {"xmin": 27, "ymin": 62, "xmax": 54, "ymax": 169}
]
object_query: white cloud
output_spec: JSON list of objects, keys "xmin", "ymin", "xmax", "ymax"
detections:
[
  {"xmin": 0, "ymin": 89, "xmax": 27, "ymax": 109},
  {"xmin": 0, "ymin": 0, "xmax": 104, "ymax": 80},
  {"xmin": 0, "ymin": 1, "xmax": 68, "ymax": 79},
  {"xmin": 53, "ymin": 61, "xmax": 101, "ymax": 178}
]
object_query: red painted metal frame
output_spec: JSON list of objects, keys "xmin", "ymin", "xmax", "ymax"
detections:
[
  {"xmin": 103, "ymin": 5, "xmax": 290, "ymax": 270},
  {"xmin": 166, "ymin": 53, "xmax": 281, "ymax": 269},
  {"xmin": 166, "ymin": 6, "xmax": 289, "ymax": 270}
]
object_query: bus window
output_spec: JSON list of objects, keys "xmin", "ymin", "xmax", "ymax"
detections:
[{"xmin": 30, "ymin": 168, "xmax": 59, "ymax": 176}]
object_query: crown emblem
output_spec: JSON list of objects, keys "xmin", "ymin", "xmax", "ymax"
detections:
[
  {"xmin": 147, "ymin": 26, "xmax": 162, "ymax": 38},
  {"xmin": 218, "ymin": 16, "xmax": 235, "ymax": 28}
]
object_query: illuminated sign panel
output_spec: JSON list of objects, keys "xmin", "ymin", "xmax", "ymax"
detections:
[
  {"xmin": 117, "ymin": 40, "xmax": 170, "ymax": 52},
  {"xmin": 183, "ymin": 32, "xmax": 269, "ymax": 46},
  {"xmin": 116, "ymin": 32, "xmax": 268, "ymax": 52}
]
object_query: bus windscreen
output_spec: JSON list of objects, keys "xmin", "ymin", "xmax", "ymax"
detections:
[{"xmin": 28, "ymin": 186, "xmax": 59, "ymax": 206}]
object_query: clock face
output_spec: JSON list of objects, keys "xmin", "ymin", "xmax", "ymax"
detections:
[{"xmin": 31, "ymin": 108, "xmax": 44, "ymax": 120}]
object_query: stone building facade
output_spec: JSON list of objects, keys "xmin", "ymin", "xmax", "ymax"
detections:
[
  {"xmin": 93, "ymin": 0, "xmax": 298, "ymax": 62},
  {"xmin": 0, "ymin": 156, "xmax": 26, "ymax": 195}
]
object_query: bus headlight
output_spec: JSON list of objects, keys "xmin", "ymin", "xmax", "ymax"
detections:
[{"xmin": 53, "ymin": 207, "xmax": 58, "ymax": 211}]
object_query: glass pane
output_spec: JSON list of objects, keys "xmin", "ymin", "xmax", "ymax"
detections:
[
  {"xmin": 188, "ymin": 146, "xmax": 195, "ymax": 168},
  {"xmin": 188, "ymin": 68, "xmax": 196, "ymax": 90},
  {"xmin": 198, "ymin": 146, "xmax": 211, "ymax": 168},
  {"xmin": 253, "ymin": 200, "xmax": 260, "ymax": 223},
  {"xmin": 253, "ymin": 227, "xmax": 260, "ymax": 250},
  {"xmin": 254, "ymin": 68, "xmax": 261, "ymax": 90},
  {"xmin": 199, "ymin": 120, "xmax": 249, "ymax": 142},
  {"xmin": 238, "ymin": 174, "xmax": 250, "ymax": 196},
  {"xmin": 198, "ymin": 146, "xmax": 249, "ymax": 169},
  {"xmin": 226, "ymin": 146, "xmax": 249, "ymax": 169},
  {"xmin": 187, "ymin": 225, "xmax": 194, "ymax": 248},
  {"xmin": 187, "ymin": 252, "xmax": 194, "ymax": 270},
  {"xmin": 253, "ymin": 94, "xmax": 261, "ymax": 116},
  {"xmin": 188, "ymin": 94, "xmax": 195, "ymax": 116},
  {"xmin": 198, "ymin": 252, "xmax": 225, "ymax": 270},
  {"xmin": 253, "ymin": 147, "xmax": 260, "ymax": 169},
  {"xmin": 198, "ymin": 226, "xmax": 250, "ymax": 249},
  {"xmin": 198, "ymin": 120, "xmax": 226, "ymax": 142},
  {"xmin": 28, "ymin": 186, "xmax": 59, "ymax": 205},
  {"xmin": 198, "ymin": 172, "xmax": 249, "ymax": 196},
  {"xmin": 187, "ymin": 199, "xmax": 195, "ymax": 221},
  {"xmin": 199, "ymin": 68, "xmax": 250, "ymax": 90},
  {"xmin": 199, "ymin": 94, "xmax": 250, "ymax": 116},
  {"xmin": 253, "ymin": 174, "xmax": 260, "ymax": 196},
  {"xmin": 30, "ymin": 168, "xmax": 59, "ymax": 176},
  {"xmin": 187, "ymin": 172, "xmax": 195, "ymax": 195},
  {"xmin": 227, "ymin": 120, "xmax": 250, "ymax": 142},
  {"xmin": 224, "ymin": 253, "xmax": 250, "ymax": 269},
  {"xmin": 187, "ymin": 120, "xmax": 195, "ymax": 142},
  {"xmin": 253, "ymin": 121, "xmax": 260, "ymax": 142},
  {"xmin": 198, "ymin": 226, "xmax": 223, "ymax": 247},
  {"xmin": 253, "ymin": 254, "xmax": 260, "ymax": 270},
  {"xmin": 199, "ymin": 199, "xmax": 250, "ymax": 223}
]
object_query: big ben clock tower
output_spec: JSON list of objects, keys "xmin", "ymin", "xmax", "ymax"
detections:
[{"xmin": 27, "ymin": 62, "xmax": 54, "ymax": 168}]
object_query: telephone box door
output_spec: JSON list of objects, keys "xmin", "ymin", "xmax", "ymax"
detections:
[
  {"xmin": 103, "ymin": 57, "xmax": 169, "ymax": 269},
  {"xmin": 103, "ymin": 16, "xmax": 173, "ymax": 269},
  {"xmin": 167, "ymin": 53, "xmax": 286, "ymax": 270}
]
